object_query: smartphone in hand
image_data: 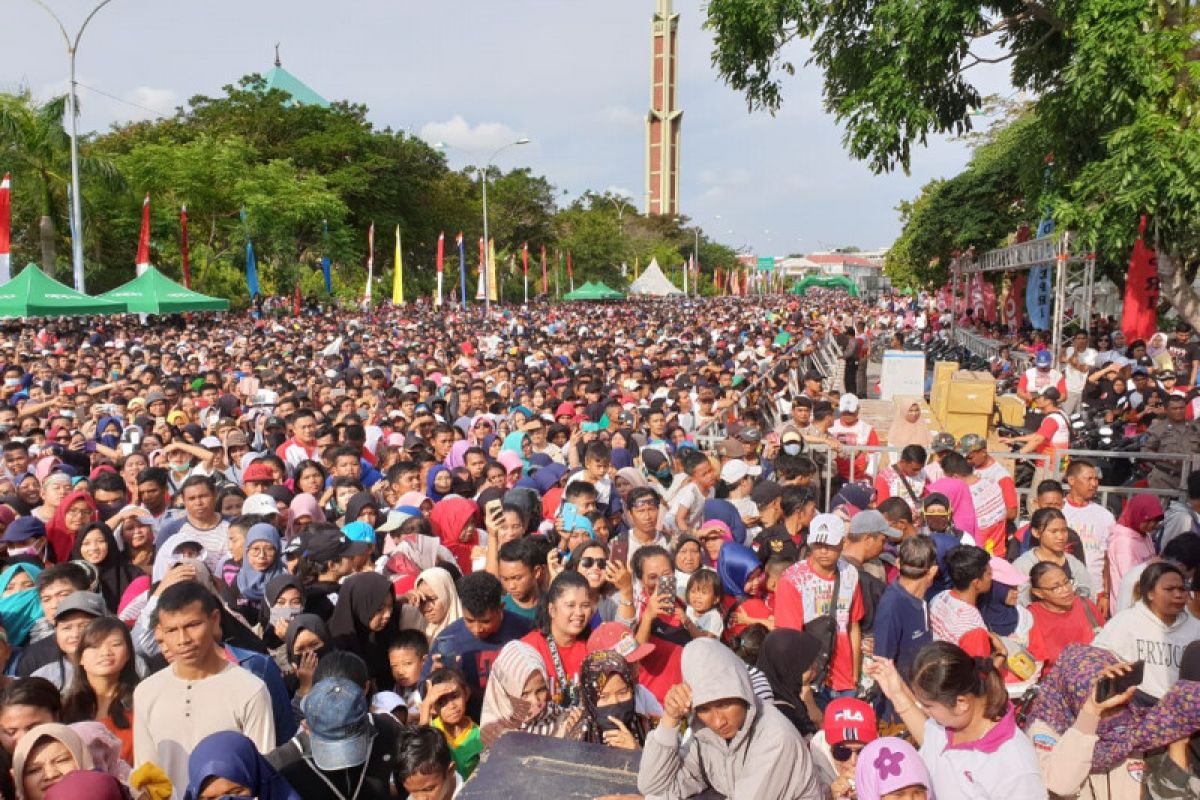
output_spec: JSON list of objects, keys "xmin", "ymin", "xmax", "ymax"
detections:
[{"xmin": 1095, "ymin": 661, "xmax": 1144, "ymax": 702}]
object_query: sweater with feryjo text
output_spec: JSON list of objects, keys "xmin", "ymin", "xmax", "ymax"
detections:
[{"xmin": 1092, "ymin": 603, "xmax": 1200, "ymax": 698}]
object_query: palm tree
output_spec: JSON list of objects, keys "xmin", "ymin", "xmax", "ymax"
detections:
[{"xmin": 0, "ymin": 90, "xmax": 119, "ymax": 278}]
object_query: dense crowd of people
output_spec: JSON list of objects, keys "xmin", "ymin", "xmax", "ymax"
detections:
[{"xmin": 0, "ymin": 291, "xmax": 1193, "ymax": 800}]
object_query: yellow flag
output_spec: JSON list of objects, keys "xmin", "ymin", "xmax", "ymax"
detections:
[
  {"xmin": 392, "ymin": 225, "xmax": 404, "ymax": 305},
  {"xmin": 487, "ymin": 238, "xmax": 499, "ymax": 301}
]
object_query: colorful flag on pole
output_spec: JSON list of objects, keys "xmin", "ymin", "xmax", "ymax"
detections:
[
  {"xmin": 321, "ymin": 220, "xmax": 332, "ymax": 294},
  {"xmin": 392, "ymin": 225, "xmax": 404, "ymax": 305},
  {"xmin": 435, "ymin": 232, "xmax": 445, "ymax": 307},
  {"xmin": 135, "ymin": 194, "xmax": 151, "ymax": 276},
  {"xmin": 1123, "ymin": 215, "xmax": 1160, "ymax": 343},
  {"xmin": 364, "ymin": 222, "xmax": 375, "ymax": 303},
  {"xmin": 567, "ymin": 252, "xmax": 574, "ymax": 291},
  {"xmin": 0, "ymin": 173, "xmax": 11, "ymax": 282},
  {"xmin": 456, "ymin": 232, "xmax": 467, "ymax": 310},
  {"xmin": 180, "ymin": 205, "xmax": 191, "ymax": 288},
  {"xmin": 555, "ymin": 250, "xmax": 561, "ymax": 299},
  {"xmin": 487, "ymin": 238, "xmax": 499, "ymax": 302},
  {"xmin": 1026, "ymin": 218, "xmax": 1053, "ymax": 329},
  {"xmin": 522, "ymin": 242, "xmax": 529, "ymax": 304},
  {"xmin": 240, "ymin": 208, "xmax": 260, "ymax": 300},
  {"xmin": 540, "ymin": 244, "xmax": 547, "ymax": 296},
  {"xmin": 294, "ymin": 283, "xmax": 301, "ymax": 316}
]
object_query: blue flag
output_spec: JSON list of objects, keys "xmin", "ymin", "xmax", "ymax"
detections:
[
  {"xmin": 241, "ymin": 209, "xmax": 260, "ymax": 300},
  {"xmin": 321, "ymin": 220, "xmax": 332, "ymax": 294},
  {"xmin": 1026, "ymin": 218, "xmax": 1054, "ymax": 330}
]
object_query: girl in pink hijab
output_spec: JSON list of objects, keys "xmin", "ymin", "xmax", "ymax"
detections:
[
  {"xmin": 286, "ymin": 493, "xmax": 325, "ymax": 539},
  {"xmin": 1107, "ymin": 494, "xmax": 1163, "ymax": 607}
]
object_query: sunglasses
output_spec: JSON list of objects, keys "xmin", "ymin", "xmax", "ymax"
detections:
[
  {"xmin": 631, "ymin": 500, "xmax": 660, "ymax": 510},
  {"xmin": 578, "ymin": 557, "xmax": 607, "ymax": 570},
  {"xmin": 831, "ymin": 742, "xmax": 865, "ymax": 762}
]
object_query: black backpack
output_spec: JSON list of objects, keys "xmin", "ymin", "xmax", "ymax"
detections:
[{"xmin": 804, "ymin": 567, "xmax": 842, "ymax": 686}]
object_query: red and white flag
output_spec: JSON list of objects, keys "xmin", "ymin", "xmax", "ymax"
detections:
[
  {"xmin": 435, "ymin": 232, "xmax": 444, "ymax": 307},
  {"xmin": 1123, "ymin": 215, "xmax": 1159, "ymax": 343},
  {"xmin": 0, "ymin": 173, "xmax": 10, "ymax": 282},
  {"xmin": 364, "ymin": 222, "xmax": 375, "ymax": 303},
  {"xmin": 135, "ymin": 194, "xmax": 151, "ymax": 276}
]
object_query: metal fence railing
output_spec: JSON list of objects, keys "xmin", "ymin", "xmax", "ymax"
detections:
[{"xmin": 951, "ymin": 329, "xmax": 1032, "ymax": 371}]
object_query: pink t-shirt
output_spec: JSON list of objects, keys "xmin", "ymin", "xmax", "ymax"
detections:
[{"xmin": 1063, "ymin": 499, "xmax": 1114, "ymax": 593}]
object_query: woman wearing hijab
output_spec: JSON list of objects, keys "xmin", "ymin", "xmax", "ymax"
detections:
[
  {"xmin": 445, "ymin": 440, "xmax": 472, "ymax": 470},
  {"xmin": 283, "ymin": 614, "xmax": 330, "ymax": 697},
  {"xmin": 500, "ymin": 432, "xmax": 532, "ymax": 475},
  {"xmin": 853, "ymin": 738, "xmax": 933, "ymax": 800},
  {"xmin": 885, "ymin": 396, "xmax": 932, "ymax": 451},
  {"xmin": 430, "ymin": 497, "xmax": 480, "ymax": 575},
  {"xmin": 184, "ymin": 731, "xmax": 300, "ymax": 800},
  {"xmin": 715, "ymin": 543, "xmax": 769, "ymax": 643},
  {"xmin": 1027, "ymin": 643, "xmax": 1200, "ymax": 797},
  {"xmin": 576, "ymin": 650, "xmax": 649, "ymax": 749},
  {"xmin": 0, "ymin": 562, "xmax": 44, "ymax": 646},
  {"xmin": 44, "ymin": 771, "xmax": 131, "ymax": 800},
  {"xmin": 413, "ymin": 567, "xmax": 463, "ymax": 642},
  {"xmin": 45, "ymin": 489, "xmax": 97, "ymax": 564},
  {"xmin": 285, "ymin": 494, "xmax": 324, "ymax": 540},
  {"xmin": 756, "ymin": 629, "xmax": 824, "ymax": 736},
  {"xmin": 342, "ymin": 492, "xmax": 379, "ymax": 529},
  {"xmin": 327, "ymin": 572, "xmax": 397, "ymax": 688},
  {"xmin": 231, "ymin": 523, "xmax": 287, "ymax": 620},
  {"xmin": 12, "ymin": 723, "xmax": 92, "ymax": 800},
  {"xmin": 480, "ymin": 640, "xmax": 577, "ymax": 747},
  {"xmin": 1107, "ymin": 493, "xmax": 1162, "ymax": 608},
  {"xmin": 69, "ymin": 523, "xmax": 139, "ymax": 613},
  {"xmin": 704, "ymin": 498, "xmax": 747, "ymax": 545},
  {"xmin": 427, "ymin": 464, "xmax": 452, "ymax": 502}
]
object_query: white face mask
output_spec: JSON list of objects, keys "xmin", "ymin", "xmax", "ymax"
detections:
[{"xmin": 269, "ymin": 606, "xmax": 301, "ymax": 625}]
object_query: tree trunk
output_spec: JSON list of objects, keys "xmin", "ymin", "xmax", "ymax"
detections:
[
  {"xmin": 1158, "ymin": 250, "xmax": 1200, "ymax": 329},
  {"xmin": 38, "ymin": 215, "xmax": 57, "ymax": 277}
]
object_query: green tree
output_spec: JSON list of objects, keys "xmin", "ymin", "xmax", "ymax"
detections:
[
  {"xmin": 706, "ymin": 0, "xmax": 1200, "ymax": 325},
  {"xmin": 0, "ymin": 90, "xmax": 120, "ymax": 278}
]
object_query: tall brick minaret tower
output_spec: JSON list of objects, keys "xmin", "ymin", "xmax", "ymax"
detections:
[{"xmin": 645, "ymin": 0, "xmax": 681, "ymax": 217}]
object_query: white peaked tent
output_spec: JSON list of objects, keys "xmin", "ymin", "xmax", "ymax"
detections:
[{"xmin": 628, "ymin": 258, "xmax": 682, "ymax": 296}]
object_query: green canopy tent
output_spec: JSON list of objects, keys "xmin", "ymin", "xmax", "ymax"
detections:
[
  {"xmin": 564, "ymin": 281, "xmax": 621, "ymax": 301},
  {"xmin": 0, "ymin": 264, "xmax": 128, "ymax": 317},
  {"xmin": 100, "ymin": 266, "xmax": 230, "ymax": 313},
  {"xmin": 592, "ymin": 281, "xmax": 624, "ymax": 300},
  {"xmin": 790, "ymin": 274, "xmax": 860, "ymax": 297}
]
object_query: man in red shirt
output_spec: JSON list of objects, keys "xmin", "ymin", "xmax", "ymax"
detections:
[
  {"xmin": 275, "ymin": 408, "xmax": 320, "ymax": 469},
  {"xmin": 828, "ymin": 394, "xmax": 879, "ymax": 483},
  {"xmin": 775, "ymin": 513, "xmax": 864, "ymax": 703},
  {"xmin": 1017, "ymin": 349, "xmax": 1067, "ymax": 404}
]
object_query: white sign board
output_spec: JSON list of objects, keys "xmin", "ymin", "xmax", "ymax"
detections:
[{"xmin": 880, "ymin": 350, "xmax": 927, "ymax": 400}]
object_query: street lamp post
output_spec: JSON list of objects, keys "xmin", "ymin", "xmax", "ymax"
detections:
[
  {"xmin": 32, "ymin": 0, "xmax": 116, "ymax": 292},
  {"xmin": 674, "ymin": 218, "xmax": 700, "ymax": 296},
  {"xmin": 479, "ymin": 138, "xmax": 530, "ymax": 315}
]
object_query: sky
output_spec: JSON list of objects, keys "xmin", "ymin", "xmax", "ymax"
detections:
[{"xmin": 3, "ymin": 1, "xmax": 1011, "ymax": 257}]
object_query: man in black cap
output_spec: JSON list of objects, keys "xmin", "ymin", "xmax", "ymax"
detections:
[{"xmin": 301, "ymin": 527, "xmax": 371, "ymax": 619}]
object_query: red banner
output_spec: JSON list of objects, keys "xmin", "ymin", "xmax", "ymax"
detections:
[
  {"xmin": 180, "ymin": 205, "xmax": 191, "ymax": 288},
  {"xmin": 436, "ymin": 232, "xmax": 444, "ymax": 273},
  {"xmin": 1007, "ymin": 273, "xmax": 1027, "ymax": 330},
  {"xmin": 1122, "ymin": 215, "xmax": 1159, "ymax": 343},
  {"xmin": 981, "ymin": 278, "xmax": 997, "ymax": 324}
]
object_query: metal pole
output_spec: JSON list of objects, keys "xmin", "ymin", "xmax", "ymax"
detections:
[
  {"xmin": 481, "ymin": 170, "xmax": 490, "ymax": 315},
  {"xmin": 31, "ymin": 0, "xmax": 116, "ymax": 289},
  {"xmin": 694, "ymin": 227, "xmax": 699, "ymax": 296}
]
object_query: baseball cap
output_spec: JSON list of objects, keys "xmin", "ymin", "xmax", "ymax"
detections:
[
  {"xmin": 55, "ymin": 591, "xmax": 107, "ymax": 622},
  {"xmin": 1035, "ymin": 350, "xmax": 1053, "ymax": 368},
  {"xmin": 1159, "ymin": 370, "xmax": 1177, "ymax": 380},
  {"xmin": 341, "ymin": 521, "xmax": 376, "ymax": 545},
  {"xmin": 224, "ymin": 431, "xmax": 250, "ymax": 449},
  {"xmin": 750, "ymin": 480, "xmax": 784, "ymax": 507},
  {"xmin": 242, "ymin": 463, "xmax": 275, "ymax": 484},
  {"xmin": 781, "ymin": 430, "xmax": 803, "ymax": 445},
  {"xmin": 989, "ymin": 556, "xmax": 1030, "ymax": 588},
  {"xmin": 640, "ymin": 448, "xmax": 670, "ymax": 474},
  {"xmin": 376, "ymin": 510, "xmax": 410, "ymax": 533},
  {"xmin": 2, "ymin": 516, "xmax": 46, "ymax": 543},
  {"xmin": 957, "ymin": 433, "xmax": 986, "ymax": 455},
  {"xmin": 849, "ymin": 509, "xmax": 902, "ymax": 540},
  {"xmin": 304, "ymin": 528, "xmax": 369, "ymax": 562},
  {"xmin": 839, "ymin": 393, "xmax": 860, "ymax": 414},
  {"xmin": 808, "ymin": 513, "xmax": 845, "ymax": 547},
  {"xmin": 930, "ymin": 432, "xmax": 956, "ymax": 453},
  {"xmin": 242, "ymin": 494, "xmax": 279, "ymax": 516},
  {"xmin": 737, "ymin": 427, "xmax": 762, "ymax": 444},
  {"xmin": 823, "ymin": 698, "xmax": 877, "ymax": 746},
  {"xmin": 719, "ymin": 459, "xmax": 761, "ymax": 484},
  {"xmin": 302, "ymin": 678, "xmax": 372, "ymax": 770},
  {"xmin": 587, "ymin": 621, "xmax": 656, "ymax": 662},
  {"xmin": 199, "ymin": 436, "xmax": 222, "ymax": 449}
]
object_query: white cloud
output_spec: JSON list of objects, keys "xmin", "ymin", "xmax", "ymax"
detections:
[
  {"xmin": 605, "ymin": 185, "xmax": 634, "ymax": 199},
  {"xmin": 596, "ymin": 104, "xmax": 642, "ymax": 128},
  {"xmin": 418, "ymin": 115, "xmax": 526, "ymax": 155},
  {"xmin": 123, "ymin": 86, "xmax": 178, "ymax": 120},
  {"xmin": 699, "ymin": 167, "xmax": 752, "ymax": 187}
]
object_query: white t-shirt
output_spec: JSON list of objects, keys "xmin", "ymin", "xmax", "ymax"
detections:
[
  {"xmin": 1064, "ymin": 346, "xmax": 1098, "ymax": 394},
  {"xmin": 1062, "ymin": 500, "xmax": 1114, "ymax": 594},
  {"xmin": 920, "ymin": 717, "xmax": 1047, "ymax": 800}
]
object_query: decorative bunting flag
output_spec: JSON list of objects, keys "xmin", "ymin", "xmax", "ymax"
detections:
[
  {"xmin": 180, "ymin": 205, "xmax": 191, "ymax": 289},
  {"xmin": 240, "ymin": 208, "xmax": 259, "ymax": 300},
  {"xmin": 135, "ymin": 194, "xmax": 151, "ymax": 276},
  {"xmin": 321, "ymin": 220, "xmax": 332, "ymax": 294},
  {"xmin": 522, "ymin": 242, "xmax": 529, "ymax": 304},
  {"xmin": 364, "ymin": 222, "xmax": 375, "ymax": 303},
  {"xmin": 435, "ymin": 232, "xmax": 445, "ymax": 307},
  {"xmin": 0, "ymin": 173, "xmax": 11, "ymax": 283},
  {"xmin": 1122, "ymin": 215, "xmax": 1159, "ymax": 343},
  {"xmin": 456, "ymin": 232, "xmax": 467, "ymax": 310},
  {"xmin": 540, "ymin": 244, "xmax": 547, "ymax": 296},
  {"xmin": 392, "ymin": 225, "xmax": 404, "ymax": 305}
]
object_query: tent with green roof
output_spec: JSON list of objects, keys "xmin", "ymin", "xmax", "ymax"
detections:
[
  {"xmin": 592, "ymin": 281, "xmax": 624, "ymax": 299},
  {"xmin": 99, "ymin": 266, "xmax": 230, "ymax": 313},
  {"xmin": 790, "ymin": 274, "xmax": 859, "ymax": 297},
  {"xmin": 564, "ymin": 281, "xmax": 624, "ymax": 301},
  {"xmin": 0, "ymin": 264, "xmax": 127, "ymax": 317}
]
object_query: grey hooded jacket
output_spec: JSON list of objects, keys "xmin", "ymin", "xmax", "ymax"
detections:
[{"xmin": 637, "ymin": 638, "xmax": 822, "ymax": 800}]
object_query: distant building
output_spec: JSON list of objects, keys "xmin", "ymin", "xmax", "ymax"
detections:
[
  {"xmin": 260, "ymin": 46, "xmax": 330, "ymax": 109},
  {"xmin": 645, "ymin": 0, "xmax": 681, "ymax": 217}
]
